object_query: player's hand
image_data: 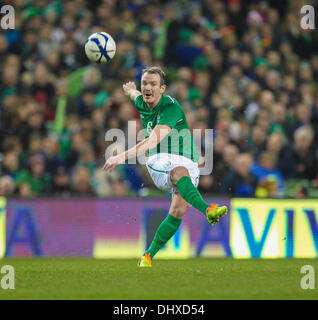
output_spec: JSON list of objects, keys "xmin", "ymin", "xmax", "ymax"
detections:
[
  {"xmin": 103, "ymin": 154, "xmax": 125, "ymax": 172},
  {"xmin": 123, "ymin": 81, "xmax": 137, "ymax": 96}
]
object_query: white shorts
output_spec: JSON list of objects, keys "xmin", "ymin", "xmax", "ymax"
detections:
[{"xmin": 146, "ymin": 153, "xmax": 200, "ymax": 193}]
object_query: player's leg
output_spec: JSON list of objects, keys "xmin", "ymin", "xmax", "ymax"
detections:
[
  {"xmin": 170, "ymin": 166, "xmax": 227, "ymax": 224},
  {"xmin": 138, "ymin": 193, "xmax": 189, "ymax": 267}
]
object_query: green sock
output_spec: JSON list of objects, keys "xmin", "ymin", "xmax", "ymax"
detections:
[
  {"xmin": 146, "ymin": 214, "xmax": 182, "ymax": 259},
  {"xmin": 177, "ymin": 176, "xmax": 209, "ymax": 215}
]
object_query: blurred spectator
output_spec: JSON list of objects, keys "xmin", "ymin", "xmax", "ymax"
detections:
[
  {"xmin": 16, "ymin": 154, "xmax": 52, "ymax": 195},
  {"xmin": 0, "ymin": 176, "xmax": 15, "ymax": 196},
  {"xmin": 18, "ymin": 110, "xmax": 47, "ymax": 150},
  {"xmin": 93, "ymin": 167, "xmax": 120, "ymax": 197},
  {"xmin": 198, "ymin": 175, "xmax": 214, "ymax": 194},
  {"xmin": 295, "ymin": 185, "xmax": 309, "ymax": 199},
  {"xmin": 64, "ymin": 132, "xmax": 87, "ymax": 169},
  {"xmin": 251, "ymin": 151, "xmax": 284, "ymax": 191},
  {"xmin": 248, "ymin": 125, "xmax": 266, "ymax": 159},
  {"xmin": 1, "ymin": 150, "xmax": 20, "ymax": 181},
  {"xmin": 222, "ymin": 153, "xmax": 257, "ymax": 196},
  {"xmin": 266, "ymin": 132, "xmax": 295, "ymax": 179},
  {"xmin": 213, "ymin": 144, "xmax": 239, "ymax": 187},
  {"xmin": 255, "ymin": 176, "xmax": 279, "ymax": 198},
  {"xmin": 71, "ymin": 165, "xmax": 95, "ymax": 196},
  {"xmin": 40, "ymin": 136, "xmax": 63, "ymax": 175},
  {"xmin": 110, "ymin": 178, "xmax": 131, "ymax": 197},
  {"xmin": 17, "ymin": 182, "xmax": 34, "ymax": 198},
  {"xmin": 78, "ymin": 145, "xmax": 97, "ymax": 174},
  {"xmin": 53, "ymin": 165, "xmax": 71, "ymax": 196},
  {"xmin": 292, "ymin": 126, "xmax": 318, "ymax": 180},
  {"xmin": 77, "ymin": 88, "xmax": 97, "ymax": 118},
  {"xmin": 31, "ymin": 62, "xmax": 55, "ymax": 120}
]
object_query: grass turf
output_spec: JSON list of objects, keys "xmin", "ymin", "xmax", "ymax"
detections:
[{"xmin": 0, "ymin": 258, "xmax": 317, "ymax": 300}]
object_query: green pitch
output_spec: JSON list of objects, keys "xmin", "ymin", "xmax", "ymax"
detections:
[{"xmin": 0, "ymin": 258, "xmax": 317, "ymax": 300}]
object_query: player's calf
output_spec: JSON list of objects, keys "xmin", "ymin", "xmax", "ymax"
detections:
[{"xmin": 171, "ymin": 167, "xmax": 228, "ymax": 222}]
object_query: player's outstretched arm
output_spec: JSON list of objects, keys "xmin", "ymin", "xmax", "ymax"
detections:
[
  {"xmin": 123, "ymin": 81, "xmax": 141, "ymax": 102},
  {"xmin": 103, "ymin": 125, "xmax": 171, "ymax": 172}
]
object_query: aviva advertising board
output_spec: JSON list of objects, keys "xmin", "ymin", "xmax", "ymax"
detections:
[
  {"xmin": 230, "ymin": 199, "xmax": 318, "ymax": 258},
  {"xmin": 2, "ymin": 198, "xmax": 318, "ymax": 258}
]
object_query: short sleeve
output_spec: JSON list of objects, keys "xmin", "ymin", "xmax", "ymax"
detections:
[
  {"xmin": 134, "ymin": 95, "xmax": 143, "ymax": 108},
  {"xmin": 157, "ymin": 104, "xmax": 183, "ymax": 128}
]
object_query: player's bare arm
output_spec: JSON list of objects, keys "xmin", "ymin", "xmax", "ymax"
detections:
[
  {"xmin": 103, "ymin": 124, "xmax": 171, "ymax": 172},
  {"xmin": 123, "ymin": 81, "xmax": 141, "ymax": 101}
]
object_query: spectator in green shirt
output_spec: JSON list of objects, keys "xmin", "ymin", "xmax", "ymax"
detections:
[{"xmin": 16, "ymin": 154, "xmax": 52, "ymax": 195}]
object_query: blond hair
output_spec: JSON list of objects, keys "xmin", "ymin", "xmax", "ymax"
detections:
[{"xmin": 142, "ymin": 66, "xmax": 166, "ymax": 85}]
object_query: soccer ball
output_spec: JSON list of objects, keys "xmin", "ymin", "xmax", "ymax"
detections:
[{"xmin": 85, "ymin": 32, "xmax": 116, "ymax": 64}]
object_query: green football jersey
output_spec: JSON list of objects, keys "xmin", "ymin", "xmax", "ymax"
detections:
[{"xmin": 134, "ymin": 94, "xmax": 200, "ymax": 163}]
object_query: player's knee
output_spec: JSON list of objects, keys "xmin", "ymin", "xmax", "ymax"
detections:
[
  {"xmin": 169, "ymin": 206, "xmax": 189, "ymax": 219},
  {"xmin": 170, "ymin": 166, "xmax": 190, "ymax": 186}
]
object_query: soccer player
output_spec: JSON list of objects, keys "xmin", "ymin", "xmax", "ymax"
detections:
[{"xmin": 103, "ymin": 67, "xmax": 227, "ymax": 267}]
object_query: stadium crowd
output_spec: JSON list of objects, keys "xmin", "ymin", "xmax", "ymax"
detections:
[{"xmin": 0, "ymin": 0, "xmax": 318, "ymax": 198}]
